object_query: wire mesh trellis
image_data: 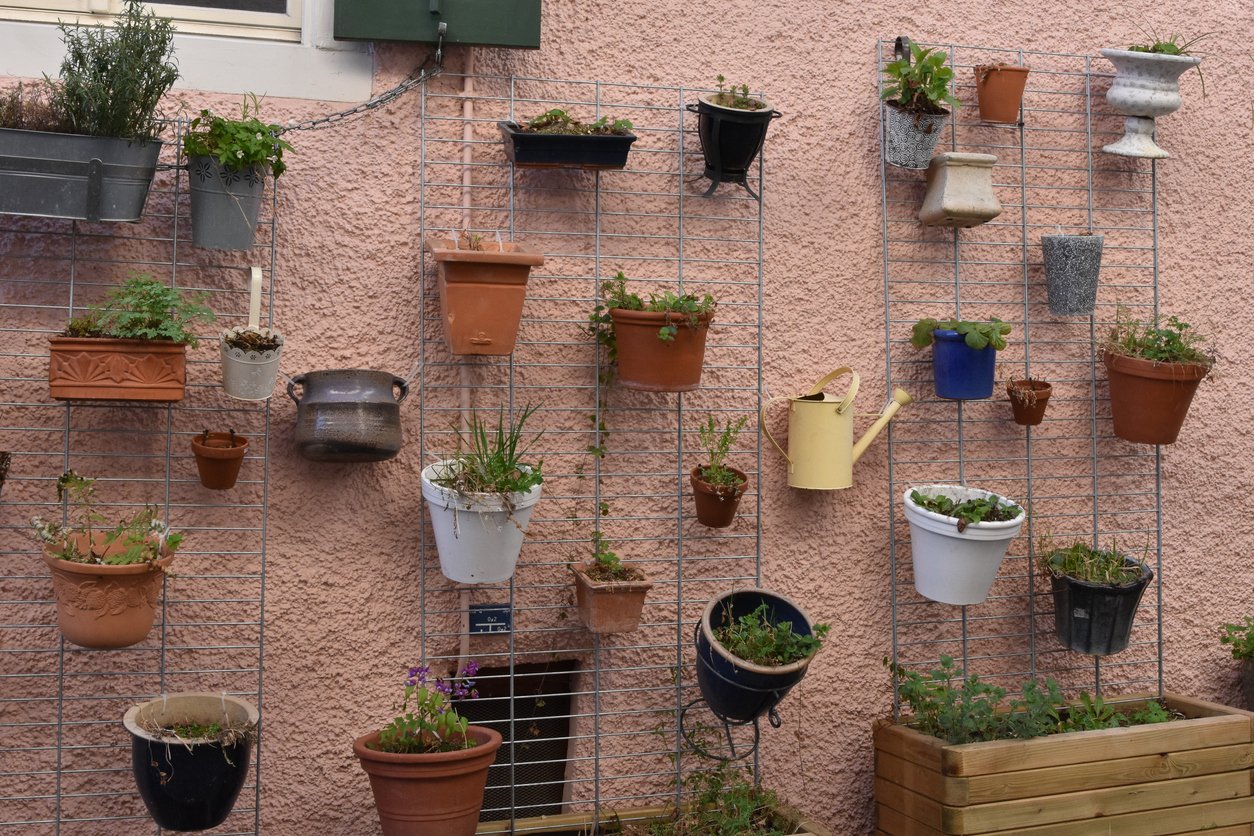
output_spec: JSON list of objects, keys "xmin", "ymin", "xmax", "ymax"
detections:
[
  {"xmin": 416, "ymin": 73, "xmax": 766, "ymax": 832},
  {"xmin": 879, "ymin": 40, "xmax": 1165, "ymax": 712},
  {"xmin": 0, "ymin": 122, "xmax": 274, "ymax": 835}
]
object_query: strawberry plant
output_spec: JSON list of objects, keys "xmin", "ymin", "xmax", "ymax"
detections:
[
  {"xmin": 909, "ymin": 490, "xmax": 1021, "ymax": 533},
  {"xmin": 911, "ymin": 317, "xmax": 1011, "ymax": 351}
]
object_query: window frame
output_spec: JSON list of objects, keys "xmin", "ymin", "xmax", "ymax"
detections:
[{"xmin": 0, "ymin": 0, "xmax": 302, "ymax": 42}]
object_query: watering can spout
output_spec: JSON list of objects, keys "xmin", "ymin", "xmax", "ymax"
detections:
[{"xmin": 851, "ymin": 388, "xmax": 914, "ymax": 464}]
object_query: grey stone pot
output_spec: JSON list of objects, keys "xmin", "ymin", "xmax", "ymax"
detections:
[
  {"xmin": 1042, "ymin": 234, "xmax": 1104, "ymax": 316},
  {"xmin": 0, "ymin": 128, "xmax": 161, "ymax": 222},
  {"xmin": 288, "ymin": 369, "xmax": 408, "ymax": 463},
  {"xmin": 1100, "ymin": 49, "xmax": 1201, "ymax": 158},
  {"xmin": 883, "ymin": 103, "xmax": 950, "ymax": 170},
  {"xmin": 189, "ymin": 156, "xmax": 266, "ymax": 251},
  {"xmin": 1242, "ymin": 658, "xmax": 1254, "ymax": 712}
]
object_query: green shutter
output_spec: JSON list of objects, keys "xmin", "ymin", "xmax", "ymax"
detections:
[{"xmin": 334, "ymin": 0, "xmax": 541, "ymax": 48}]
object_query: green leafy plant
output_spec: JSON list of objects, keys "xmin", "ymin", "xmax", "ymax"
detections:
[
  {"xmin": 371, "ymin": 662, "xmax": 480, "ymax": 755},
  {"xmin": 1042, "ymin": 535, "xmax": 1147, "ymax": 586},
  {"xmin": 881, "ymin": 41, "xmax": 960, "ymax": 116},
  {"xmin": 714, "ymin": 602, "xmax": 830, "ymax": 668},
  {"xmin": 65, "ymin": 275, "xmax": 215, "ymax": 347},
  {"xmin": 1102, "ymin": 304, "xmax": 1215, "ymax": 370},
  {"xmin": 711, "ymin": 75, "xmax": 766, "ymax": 111},
  {"xmin": 183, "ymin": 94, "xmax": 293, "ymax": 178},
  {"xmin": 430, "ymin": 405, "xmax": 544, "ymax": 501},
  {"xmin": 30, "ymin": 470, "xmax": 182, "ymax": 567},
  {"xmin": 909, "ymin": 490, "xmax": 1022, "ymax": 533},
  {"xmin": 586, "ymin": 272, "xmax": 716, "ymax": 352},
  {"xmin": 1221, "ymin": 617, "xmax": 1254, "ymax": 661},
  {"xmin": 521, "ymin": 109, "xmax": 632, "ymax": 136},
  {"xmin": 911, "ymin": 317, "xmax": 1012, "ymax": 351},
  {"xmin": 696, "ymin": 415, "xmax": 748, "ymax": 489},
  {"xmin": 1124, "ymin": 20, "xmax": 1210, "ymax": 94}
]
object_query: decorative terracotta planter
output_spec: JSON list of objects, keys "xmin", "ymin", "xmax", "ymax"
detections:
[
  {"xmin": 424, "ymin": 239, "xmax": 545, "ymax": 356},
  {"xmin": 43, "ymin": 534, "xmax": 173, "ymax": 649},
  {"xmin": 49, "ymin": 337, "xmax": 187, "ymax": 401},
  {"xmin": 1007, "ymin": 380, "xmax": 1052, "ymax": 426},
  {"xmin": 609, "ymin": 309, "xmax": 711, "ymax": 392},
  {"xmin": 569, "ymin": 562, "xmax": 654, "ymax": 634},
  {"xmin": 974, "ymin": 65, "xmax": 1030, "ymax": 123},
  {"xmin": 690, "ymin": 465, "xmax": 747, "ymax": 528},
  {"xmin": 1103, "ymin": 351, "xmax": 1209, "ymax": 445},
  {"xmin": 919, "ymin": 153, "xmax": 1002, "ymax": 228},
  {"xmin": 191, "ymin": 431, "xmax": 249, "ymax": 490},
  {"xmin": 354, "ymin": 726, "xmax": 503, "ymax": 836}
]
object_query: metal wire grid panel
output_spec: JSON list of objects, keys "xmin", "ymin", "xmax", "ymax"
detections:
[
  {"xmin": 0, "ymin": 124, "xmax": 274, "ymax": 835},
  {"xmin": 879, "ymin": 41, "xmax": 1165, "ymax": 709},
  {"xmin": 417, "ymin": 73, "xmax": 765, "ymax": 830}
]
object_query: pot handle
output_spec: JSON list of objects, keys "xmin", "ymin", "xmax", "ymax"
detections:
[
  {"xmin": 286, "ymin": 373, "xmax": 307, "ymax": 404},
  {"xmin": 391, "ymin": 376, "xmax": 410, "ymax": 404},
  {"xmin": 807, "ymin": 367, "xmax": 860, "ymax": 415},
  {"xmin": 895, "ymin": 35, "xmax": 913, "ymax": 64},
  {"xmin": 759, "ymin": 395, "xmax": 793, "ymax": 470},
  {"xmin": 685, "ymin": 102, "xmax": 699, "ymax": 113}
]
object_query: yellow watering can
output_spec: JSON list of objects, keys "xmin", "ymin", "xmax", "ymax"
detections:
[{"xmin": 761, "ymin": 368, "xmax": 914, "ymax": 490}]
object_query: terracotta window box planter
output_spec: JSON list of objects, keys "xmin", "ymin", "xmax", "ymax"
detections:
[
  {"xmin": 498, "ymin": 121, "xmax": 637, "ymax": 170},
  {"xmin": 874, "ymin": 693, "xmax": 1254, "ymax": 836},
  {"xmin": 609, "ymin": 309, "xmax": 711, "ymax": 392},
  {"xmin": 48, "ymin": 337, "xmax": 187, "ymax": 401},
  {"xmin": 569, "ymin": 562, "xmax": 654, "ymax": 634},
  {"xmin": 424, "ymin": 239, "xmax": 545, "ymax": 356}
]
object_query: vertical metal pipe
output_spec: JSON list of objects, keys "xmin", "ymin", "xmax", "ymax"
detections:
[{"xmin": 1017, "ymin": 51, "xmax": 1036, "ymax": 680}]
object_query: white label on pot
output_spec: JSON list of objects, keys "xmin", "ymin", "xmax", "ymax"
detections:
[{"xmin": 1073, "ymin": 608, "xmax": 1088, "ymax": 619}]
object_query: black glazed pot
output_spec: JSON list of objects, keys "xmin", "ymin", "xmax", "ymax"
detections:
[
  {"xmin": 1050, "ymin": 559, "xmax": 1153, "ymax": 656},
  {"xmin": 124, "ymin": 692, "xmax": 258, "ymax": 832},
  {"xmin": 497, "ymin": 121, "xmax": 637, "ymax": 170},
  {"xmin": 288, "ymin": 369, "xmax": 408, "ymax": 463},
  {"xmin": 688, "ymin": 93, "xmax": 781, "ymax": 200},
  {"xmin": 695, "ymin": 588, "xmax": 819, "ymax": 724}
]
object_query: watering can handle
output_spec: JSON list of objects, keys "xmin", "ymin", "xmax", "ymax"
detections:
[
  {"xmin": 806, "ymin": 367, "xmax": 860, "ymax": 414},
  {"xmin": 759, "ymin": 396, "xmax": 793, "ymax": 469}
]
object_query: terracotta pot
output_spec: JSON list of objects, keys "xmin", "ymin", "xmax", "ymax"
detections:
[
  {"xmin": 354, "ymin": 726, "xmax": 503, "ymax": 836},
  {"xmin": 49, "ymin": 337, "xmax": 187, "ymax": 401},
  {"xmin": 43, "ymin": 534, "xmax": 173, "ymax": 649},
  {"xmin": 609, "ymin": 309, "xmax": 711, "ymax": 392},
  {"xmin": 975, "ymin": 65, "xmax": 1030, "ymax": 123},
  {"xmin": 190, "ymin": 431, "xmax": 249, "ymax": 490},
  {"xmin": 1007, "ymin": 380, "xmax": 1052, "ymax": 426},
  {"xmin": 569, "ymin": 562, "xmax": 654, "ymax": 634},
  {"xmin": 424, "ymin": 239, "xmax": 545, "ymax": 356},
  {"xmin": 1103, "ymin": 351, "xmax": 1209, "ymax": 445},
  {"xmin": 690, "ymin": 465, "xmax": 748, "ymax": 528}
]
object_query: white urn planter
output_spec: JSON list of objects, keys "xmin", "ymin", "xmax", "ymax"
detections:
[
  {"xmin": 421, "ymin": 461, "xmax": 542, "ymax": 584},
  {"xmin": 1100, "ymin": 49, "xmax": 1201, "ymax": 159},
  {"xmin": 903, "ymin": 484, "xmax": 1025, "ymax": 606},
  {"xmin": 919, "ymin": 153, "xmax": 1002, "ymax": 228}
]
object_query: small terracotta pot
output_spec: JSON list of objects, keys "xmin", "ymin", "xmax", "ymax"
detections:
[
  {"xmin": 975, "ymin": 65, "xmax": 1030, "ymax": 124},
  {"xmin": 424, "ymin": 239, "xmax": 545, "ymax": 356},
  {"xmin": 191, "ymin": 432, "xmax": 249, "ymax": 490},
  {"xmin": 1104, "ymin": 351, "xmax": 1209, "ymax": 445},
  {"xmin": 49, "ymin": 337, "xmax": 187, "ymax": 401},
  {"xmin": 690, "ymin": 466, "xmax": 748, "ymax": 528},
  {"xmin": 569, "ymin": 562, "xmax": 654, "ymax": 634},
  {"xmin": 609, "ymin": 309, "xmax": 711, "ymax": 392},
  {"xmin": 43, "ymin": 534, "xmax": 173, "ymax": 649},
  {"xmin": 1007, "ymin": 380, "xmax": 1052, "ymax": 426},
  {"xmin": 354, "ymin": 726, "xmax": 503, "ymax": 836}
]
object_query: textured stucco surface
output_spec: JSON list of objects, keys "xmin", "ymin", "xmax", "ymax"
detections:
[{"xmin": 4, "ymin": 0, "xmax": 1254, "ymax": 833}]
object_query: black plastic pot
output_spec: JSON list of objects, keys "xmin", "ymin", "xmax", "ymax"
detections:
[
  {"xmin": 695, "ymin": 588, "xmax": 819, "ymax": 724},
  {"xmin": 1050, "ymin": 559, "xmax": 1153, "ymax": 656},
  {"xmin": 687, "ymin": 94, "xmax": 781, "ymax": 200},
  {"xmin": 498, "ymin": 121, "xmax": 636, "ymax": 170}
]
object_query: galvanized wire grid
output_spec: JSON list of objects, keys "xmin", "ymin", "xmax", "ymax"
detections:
[
  {"xmin": 0, "ymin": 122, "xmax": 274, "ymax": 835},
  {"xmin": 879, "ymin": 41, "xmax": 1165, "ymax": 711},
  {"xmin": 418, "ymin": 74, "xmax": 765, "ymax": 831}
]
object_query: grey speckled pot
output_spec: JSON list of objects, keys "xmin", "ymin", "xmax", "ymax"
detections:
[
  {"xmin": 1042, "ymin": 234, "xmax": 1104, "ymax": 316},
  {"xmin": 288, "ymin": 370, "xmax": 408, "ymax": 463},
  {"xmin": 883, "ymin": 103, "xmax": 950, "ymax": 170},
  {"xmin": 1242, "ymin": 658, "xmax": 1254, "ymax": 712},
  {"xmin": 189, "ymin": 156, "xmax": 265, "ymax": 251}
]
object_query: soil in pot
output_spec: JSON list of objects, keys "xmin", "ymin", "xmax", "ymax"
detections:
[
  {"xmin": 354, "ymin": 725, "xmax": 503, "ymax": 836},
  {"xmin": 43, "ymin": 538, "xmax": 173, "ymax": 649},
  {"xmin": 610, "ymin": 309, "xmax": 711, "ymax": 392},
  {"xmin": 1103, "ymin": 351, "xmax": 1210, "ymax": 444},
  {"xmin": 1007, "ymin": 379, "xmax": 1052, "ymax": 426},
  {"xmin": 932, "ymin": 330, "xmax": 997, "ymax": 400},
  {"xmin": 49, "ymin": 337, "xmax": 187, "ymax": 401},
  {"xmin": 883, "ymin": 102, "xmax": 950, "ymax": 170},
  {"xmin": 570, "ymin": 562, "xmax": 654, "ymax": 633},
  {"xmin": 690, "ymin": 465, "xmax": 747, "ymax": 528},
  {"xmin": 191, "ymin": 430, "xmax": 249, "ymax": 490},
  {"xmin": 974, "ymin": 64, "xmax": 1030, "ymax": 123},
  {"xmin": 1042, "ymin": 233, "xmax": 1104, "ymax": 316},
  {"xmin": 424, "ymin": 237, "xmax": 545, "ymax": 356},
  {"xmin": 1049, "ymin": 557, "xmax": 1153, "ymax": 656}
]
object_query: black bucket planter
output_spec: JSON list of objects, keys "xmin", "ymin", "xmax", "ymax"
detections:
[
  {"xmin": 695, "ymin": 588, "xmax": 820, "ymax": 724},
  {"xmin": 1050, "ymin": 559, "xmax": 1153, "ymax": 656},
  {"xmin": 124, "ymin": 692, "xmax": 258, "ymax": 831},
  {"xmin": 686, "ymin": 93, "xmax": 781, "ymax": 200},
  {"xmin": 1042, "ymin": 233, "xmax": 1104, "ymax": 316},
  {"xmin": 189, "ymin": 156, "xmax": 266, "ymax": 251},
  {"xmin": 0, "ymin": 128, "xmax": 161, "ymax": 222},
  {"xmin": 498, "ymin": 121, "xmax": 636, "ymax": 170}
]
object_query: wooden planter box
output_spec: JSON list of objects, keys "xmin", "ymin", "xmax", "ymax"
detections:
[
  {"xmin": 475, "ymin": 802, "xmax": 832, "ymax": 835},
  {"xmin": 874, "ymin": 693, "xmax": 1254, "ymax": 836}
]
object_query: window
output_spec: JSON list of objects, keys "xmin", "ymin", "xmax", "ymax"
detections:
[{"xmin": 0, "ymin": 0, "xmax": 302, "ymax": 42}]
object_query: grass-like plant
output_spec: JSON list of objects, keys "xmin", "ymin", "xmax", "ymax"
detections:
[
  {"xmin": 713, "ymin": 602, "xmax": 830, "ymax": 668},
  {"xmin": 696, "ymin": 415, "xmax": 748, "ymax": 489},
  {"xmin": 1102, "ymin": 304, "xmax": 1215, "ymax": 369},
  {"xmin": 911, "ymin": 317, "xmax": 1012, "ymax": 351},
  {"xmin": 711, "ymin": 75, "xmax": 766, "ymax": 111},
  {"xmin": 1220, "ymin": 617, "xmax": 1254, "ymax": 661},
  {"xmin": 521, "ymin": 109, "xmax": 632, "ymax": 136},
  {"xmin": 183, "ymin": 94, "xmax": 293, "ymax": 178},
  {"xmin": 881, "ymin": 40, "xmax": 960, "ymax": 116},
  {"xmin": 1041, "ymin": 535, "xmax": 1148, "ymax": 586},
  {"xmin": 430, "ymin": 404, "xmax": 544, "ymax": 500},
  {"xmin": 65, "ymin": 275, "xmax": 215, "ymax": 347},
  {"xmin": 909, "ymin": 490, "xmax": 1022, "ymax": 533}
]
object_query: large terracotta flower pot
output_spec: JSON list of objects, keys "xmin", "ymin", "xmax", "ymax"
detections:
[
  {"xmin": 1100, "ymin": 48, "xmax": 1201, "ymax": 158},
  {"xmin": 609, "ymin": 309, "xmax": 711, "ymax": 392},
  {"xmin": 569, "ymin": 562, "xmax": 654, "ymax": 634},
  {"xmin": 49, "ymin": 337, "xmax": 187, "ymax": 401},
  {"xmin": 690, "ymin": 465, "xmax": 748, "ymax": 528},
  {"xmin": 354, "ymin": 726, "xmax": 503, "ymax": 836},
  {"xmin": 974, "ymin": 65, "xmax": 1030, "ymax": 123},
  {"xmin": 1007, "ymin": 380, "xmax": 1052, "ymax": 426},
  {"xmin": 1103, "ymin": 351, "xmax": 1209, "ymax": 445},
  {"xmin": 424, "ymin": 239, "xmax": 545, "ymax": 356},
  {"xmin": 191, "ymin": 431, "xmax": 249, "ymax": 490},
  {"xmin": 43, "ymin": 534, "xmax": 174, "ymax": 649}
]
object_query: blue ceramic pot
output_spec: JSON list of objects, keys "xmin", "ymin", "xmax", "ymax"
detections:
[{"xmin": 932, "ymin": 329, "xmax": 996, "ymax": 400}]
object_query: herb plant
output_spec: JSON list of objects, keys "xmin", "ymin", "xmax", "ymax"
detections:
[
  {"xmin": 586, "ymin": 272, "xmax": 716, "ymax": 351},
  {"xmin": 711, "ymin": 75, "xmax": 766, "ymax": 111},
  {"xmin": 430, "ymin": 405, "xmax": 544, "ymax": 500},
  {"xmin": 909, "ymin": 490, "xmax": 1022, "ymax": 532},
  {"xmin": 1006, "ymin": 375, "xmax": 1049, "ymax": 406},
  {"xmin": 911, "ymin": 317, "xmax": 1012, "ymax": 351},
  {"xmin": 882, "ymin": 41, "xmax": 960, "ymax": 116},
  {"xmin": 581, "ymin": 529, "xmax": 644, "ymax": 583},
  {"xmin": 1124, "ymin": 22, "xmax": 1209, "ymax": 94},
  {"xmin": 1102, "ymin": 304, "xmax": 1214, "ymax": 369},
  {"xmin": 0, "ymin": 82, "xmax": 68, "ymax": 132},
  {"xmin": 1220, "ymin": 617, "xmax": 1254, "ymax": 660},
  {"xmin": 696, "ymin": 415, "xmax": 748, "ymax": 489},
  {"xmin": 183, "ymin": 95, "xmax": 293, "ymax": 178},
  {"xmin": 65, "ymin": 275, "xmax": 215, "ymax": 347},
  {"xmin": 30, "ymin": 470, "xmax": 182, "ymax": 567},
  {"xmin": 521, "ymin": 109, "xmax": 633, "ymax": 136},
  {"xmin": 622, "ymin": 762, "xmax": 790, "ymax": 836},
  {"xmin": 370, "ymin": 661, "xmax": 481, "ymax": 755},
  {"xmin": 1042, "ymin": 536, "xmax": 1147, "ymax": 586},
  {"xmin": 714, "ymin": 602, "xmax": 830, "ymax": 667}
]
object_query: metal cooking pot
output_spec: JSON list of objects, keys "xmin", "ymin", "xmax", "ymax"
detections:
[{"xmin": 288, "ymin": 369, "xmax": 409, "ymax": 463}]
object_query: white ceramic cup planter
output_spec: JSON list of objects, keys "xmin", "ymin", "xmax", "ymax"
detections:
[
  {"xmin": 903, "ymin": 484, "xmax": 1025, "ymax": 606},
  {"xmin": 421, "ymin": 461, "xmax": 542, "ymax": 584}
]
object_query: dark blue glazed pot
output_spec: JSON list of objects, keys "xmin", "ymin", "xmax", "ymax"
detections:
[{"xmin": 932, "ymin": 329, "xmax": 997, "ymax": 400}]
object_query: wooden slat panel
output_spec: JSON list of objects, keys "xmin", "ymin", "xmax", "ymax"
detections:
[
  {"xmin": 945, "ymin": 771, "xmax": 1249, "ymax": 834},
  {"xmin": 1169, "ymin": 693, "xmax": 1254, "ymax": 731},
  {"xmin": 879, "ymin": 749, "xmax": 960, "ymax": 804},
  {"xmin": 878, "ymin": 802, "xmax": 945, "ymax": 836},
  {"xmin": 876, "ymin": 776, "xmax": 944, "ymax": 830},
  {"xmin": 986, "ymin": 796, "xmax": 1254, "ymax": 836},
  {"xmin": 1173, "ymin": 827, "xmax": 1250, "ymax": 836},
  {"xmin": 875, "ymin": 717, "xmax": 947, "ymax": 771}
]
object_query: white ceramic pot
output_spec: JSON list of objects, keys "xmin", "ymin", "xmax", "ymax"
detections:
[
  {"xmin": 421, "ymin": 460, "xmax": 542, "ymax": 584},
  {"xmin": 919, "ymin": 153, "xmax": 1002, "ymax": 228},
  {"xmin": 1100, "ymin": 49, "xmax": 1201, "ymax": 158},
  {"xmin": 903, "ymin": 484, "xmax": 1025, "ymax": 606},
  {"xmin": 220, "ymin": 338, "xmax": 283, "ymax": 401}
]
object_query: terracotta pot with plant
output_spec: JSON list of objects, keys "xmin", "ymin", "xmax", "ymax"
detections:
[
  {"xmin": 881, "ymin": 37, "xmax": 960, "ymax": 169},
  {"xmin": 1006, "ymin": 376, "xmax": 1052, "ymax": 426},
  {"xmin": 1221, "ymin": 618, "xmax": 1254, "ymax": 711},
  {"xmin": 691, "ymin": 415, "xmax": 749, "ymax": 528},
  {"xmin": 1101, "ymin": 305, "xmax": 1215, "ymax": 445},
  {"xmin": 31, "ymin": 470, "xmax": 181, "ymax": 649},
  {"xmin": 1043, "ymin": 535, "xmax": 1153, "ymax": 657},
  {"xmin": 49, "ymin": 275, "xmax": 215, "ymax": 401},
  {"xmin": 355, "ymin": 661, "xmax": 502, "ymax": 836},
  {"xmin": 191, "ymin": 430, "xmax": 249, "ymax": 490},
  {"xmin": 974, "ymin": 63, "xmax": 1031, "ymax": 123},
  {"xmin": 499, "ymin": 109, "xmax": 636, "ymax": 169},
  {"xmin": 569, "ymin": 531, "xmax": 653, "ymax": 634}
]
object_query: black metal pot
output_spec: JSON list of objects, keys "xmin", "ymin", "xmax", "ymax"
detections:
[
  {"xmin": 288, "ymin": 369, "xmax": 408, "ymax": 463},
  {"xmin": 1050, "ymin": 559, "xmax": 1153, "ymax": 656},
  {"xmin": 498, "ymin": 121, "xmax": 636, "ymax": 169},
  {"xmin": 687, "ymin": 94, "xmax": 781, "ymax": 200}
]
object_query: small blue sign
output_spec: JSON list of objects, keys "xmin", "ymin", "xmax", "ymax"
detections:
[{"xmin": 469, "ymin": 604, "xmax": 512, "ymax": 634}]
